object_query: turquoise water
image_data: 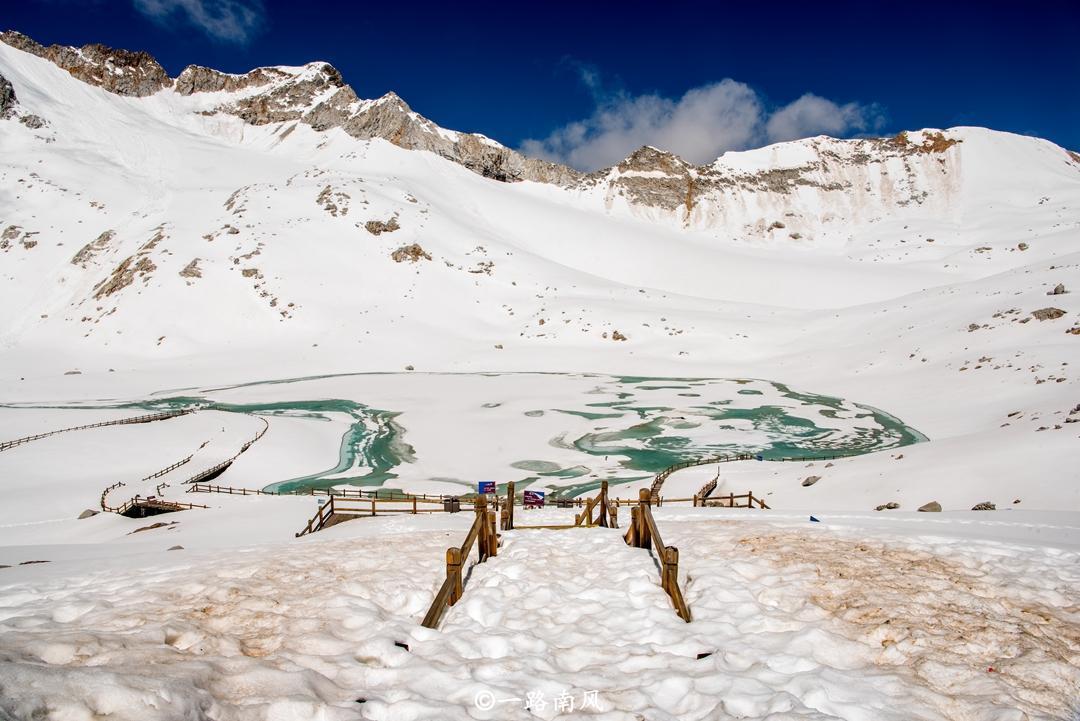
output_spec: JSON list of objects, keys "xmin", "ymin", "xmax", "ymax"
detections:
[{"xmin": 2, "ymin": 374, "xmax": 925, "ymax": 497}]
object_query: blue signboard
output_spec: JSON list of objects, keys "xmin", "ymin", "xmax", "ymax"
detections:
[{"xmin": 478, "ymin": 481, "xmax": 495, "ymax": 495}]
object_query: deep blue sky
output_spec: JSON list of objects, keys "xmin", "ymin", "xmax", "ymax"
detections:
[{"xmin": 5, "ymin": 0, "xmax": 1079, "ymax": 166}]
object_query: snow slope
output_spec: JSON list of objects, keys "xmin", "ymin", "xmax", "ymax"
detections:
[{"xmin": 1, "ymin": 36, "xmax": 1077, "ymax": 511}]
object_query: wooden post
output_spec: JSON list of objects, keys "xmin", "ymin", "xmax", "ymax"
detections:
[
  {"xmin": 637, "ymin": 488, "xmax": 651, "ymax": 549},
  {"xmin": 487, "ymin": 510, "xmax": 498, "ymax": 557},
  {"xmin": 475, "ymin": 495, "xmax": 488, "ymax": 559},
  {"xmin": 412, "ymin": 496, "xmax": 417, "ymax": 515},
  {"xmin": 598, "ymin": 480, "xmax": 609, "ymax": 528},
  {"xmin": 661, "ymin": 546, "xmax": 672, "ymax": 592},
  {"xmin": 747, "ymin": 491, "xmax": 754, "ymax": 509},
  {"xmin": 447, "ymin": 547, "xmax": 463, "ymax": 605},
  {"xmin": 610, "ymin": 503, "xmax": 618, "ymax": 529},
  {"xmin": 663, "ymin": 546, "xmax": 679, "ymax": 594},
  {"xmin": 729, "ymin": 491, "xmax": 734, "ymax": 507},
  {"xmin": 693, "ymin": 493, "xmax": 698, "ymax": 507},
  {"xmin": 371, "ymin": 498, "xmax": 376, "ymax": 516},
  {"xmin": 626, "ymin": 506, "xmax": 639, "ymax": 546},
  {"xmin": 506, "ymin": 481, "xmax": 515, "ymax": 530}
]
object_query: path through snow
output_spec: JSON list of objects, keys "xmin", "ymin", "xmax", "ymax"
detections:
[{"xmin": 0, "ymin": 513, "xmax": 1077, "ymax": 720}]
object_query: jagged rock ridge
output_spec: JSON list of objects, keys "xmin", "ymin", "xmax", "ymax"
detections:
[{"xmin": 0, "ymin": 30, "xmax": 580, "ymax": 186}]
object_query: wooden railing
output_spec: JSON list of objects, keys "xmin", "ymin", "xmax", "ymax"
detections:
[
  {"xmin": 112, "ymin": 495, "xmax": 209, "ymax": 516},
  {"xmin": 624, "ymin": 488, "xmax": 691, "ymax": 622},
  {"xmin": 100, "ymin": 416, "xmax": 268, "ymax": 515},
  {"xmin": 695, "ymin": 477, "xmax": 718, "ymax": 504},
  {"xmin": 190, "ymin": 483, "xmax": 466, "ymax": 502},
  {"xmin": 610, "ymin": 492, "xmax": 768, "ymax": 509},
  {"xmin": 101, "ymin": 454, "xmax": 194, "ymax": 512},
  {"xmin": 574, "ymin": 480, "xmax": 616, "ymax": 528},
  {"xmin": 421, "ymin": 496, "xmax": 498, "ymax": 629},
  {"xmin": 295, "ymin": 495, "xmax": 454, "ymax": 536},
  {"xmin": 1, "ymin": 409, "xmax": 193, "ymax": 452},
  {"xmin": 695, "ymin": 490, "xmax": 769, "ymax": 509},
  {"xmin": 649, "ymin": 453, "xmax": 754, "ymax": 498}
]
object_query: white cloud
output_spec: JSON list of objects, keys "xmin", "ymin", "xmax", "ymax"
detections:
[
  {"xmin": 133, "ymin": 0, "xmax": 265, "ymax": 43},
  {"xmin": 522, "ymin": 77, "xmax": 883, "ymax": 171},
  {"xmin": 765, "ymin": 93, "xmax": 874, "ymax": 143}
]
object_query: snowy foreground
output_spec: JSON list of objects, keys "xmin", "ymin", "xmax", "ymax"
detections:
[{"xmin": 1, "ymin": 507, "xmax": 1078, "ymax": 720}]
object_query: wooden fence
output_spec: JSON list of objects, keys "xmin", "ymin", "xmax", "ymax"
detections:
[
  {"xmin": 100, "ymin": 416, "xmax": 268, "ymax": 515},
  {"xmin": 624, "ymin": 488, "xmax": 691, "ymax": 622},
  {"xmin": 695, "ymin": 491, "xmax": 769, "ymax": 509},
  {"xmin": 111, "ymin": 495, "xmax": 209, "ymax": 516},
  {"xmin": 649, "ymin": 453, "xmax": 754, "ymax": 498},
  {"xmin": 101, "ymin": 454, "xmax": 194, "ymax": 512},
  {"xmin": 295, "ymin": 495, "xmax": 458, "ymax": 536},
  {"xmin": 1, "ymin": 409, "xmax": 193, "ymax": 453},
  {"xmin": 501, "ymin": 480, "xmax": 618, "ymax": 531},
  {"xmin": 421, "ymin": 496, "xmax": 498, "ymax": 628}
]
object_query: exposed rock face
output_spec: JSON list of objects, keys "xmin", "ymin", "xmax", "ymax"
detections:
[
  {"xmin": 971, "ymin": 501, "xmax": 996, "ymax": 511},
  {"xmin": 1, "ymin": 31, "xmax": 169, "ymax": 97},
  {"xmin": 179, "ymin": 259, "xmax": 202, "ymax": 279},
  {"xmin": 586, "ymin": 146, "xmax": 695, "ymax": 212},
  {"xmin": 2, "ymin": 31, "xmax": 579, "ymax": 187},
  {"xmin": 0, "ymin": 72, "xmax": 16, "ymax": 118},
  {"xmin": 1032, "ymin": 307, "xmax": 1066, "ymax": 321},
  {"xmin": 578, "ymin": 130, "xmax": 964, "ymax": 224},
  {"xmin": 174, "ymin": 65, "xmax": 286, "ymax": 95},
  {"xmin": 71, "ymin": 230, "xmax": 115, "ymax": 267},
  {"xmin": 875, "ymin": 502, "xmax": 900, "ymax": 511},
  {"xmin": 94, "ymin": 255, "xmax": 156, "ymax": 299},
  {"xmin": 391, "ymin": 243, "xmax": 431, "ymax": 263},
  {"xmin": 365, "ymin": 217, "xmax": 400, "ymax": 235},
  {"xmin": 0, "ymin": 29, "xmax": 971, "ymax": 209}
]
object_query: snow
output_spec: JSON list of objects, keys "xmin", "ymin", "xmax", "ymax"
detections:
[
  {"xmin": 0, "ymin": 35, "xmax": 1078, "ymax": 721},
  {"xmin": 1, "ymin": 511, "xmax": 1077, "ymax": 720}
]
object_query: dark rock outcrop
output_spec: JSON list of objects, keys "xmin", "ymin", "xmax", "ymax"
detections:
[
  {"xmin": 1, "ymin": 31, "xmax": 169, "ymax": 97},
  {"xmin": 174, "ymin": 64, "xmax": 287, "ymax": 95},
  {"xmin": 1032, "ymin": 307, "xmax": 1066, "ymax": 321},
  {"xmin": 0, "ymin": 72, "xmax": 16, "ymax": 118}
]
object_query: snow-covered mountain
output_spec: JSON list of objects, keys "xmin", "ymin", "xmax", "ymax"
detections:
[{"xmin": 1, "ymin": 31, "xmax": 1078, "ymax": 510}]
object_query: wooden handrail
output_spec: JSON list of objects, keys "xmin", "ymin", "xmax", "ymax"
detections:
[
  {"xmin": 1, "ymin": 409, "xmax": 193, "ymax": 452},
  {"xmin": 625, "ymin": 488, "xmax": 691, "ymax": 622},
  {"xmin": 421, "ymin": 497, "xmax": 497, "ymax": 628}
]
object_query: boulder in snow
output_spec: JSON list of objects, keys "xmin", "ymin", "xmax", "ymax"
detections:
[
  {"xmin": 77, "ymin": 509, "xmax": 99, "ymax": 519},
  {"xmin": 918, "ymin": 501, "xmax": 942, "ymax": 512},
  {"xmin": 1031, "ymin": 307, "xmax": 1065, "ymax": 321}
]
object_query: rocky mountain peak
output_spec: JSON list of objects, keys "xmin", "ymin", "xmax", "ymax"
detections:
[
  {"xmin": 1, "ymin": 30, "xmax": 170, "ymax": 97},
  {"xmin": 617, "ymin": 146, "xmax": 693, "ymax": 176}
]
